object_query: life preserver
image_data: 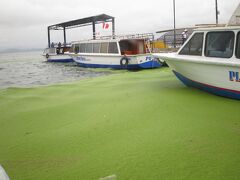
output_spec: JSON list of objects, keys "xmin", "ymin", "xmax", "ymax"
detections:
[
  {"xmin": 46, "ymin": 53, "xmax": 49, "ymax": 58},
  {"xmin": 120, "ymin": 57, "xmax": 129, "ymax": 67}
]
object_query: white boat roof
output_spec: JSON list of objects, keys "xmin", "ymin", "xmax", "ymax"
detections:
[
  {"xmin": 71, "ymin": 37, "xmax": 146, "ymax": 44},
  {"xmin": 71, "ymin": 33, "xmax": 153, "ymax": 44},
  {"xmin": 194, "ymin": 25, "xmax": 240, "ymax": 32}
]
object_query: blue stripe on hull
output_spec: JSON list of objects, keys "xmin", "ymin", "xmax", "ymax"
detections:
[
  {"xmin": 173, "ymin": 70, "xmax": 240, "ymax": 100},
  {"xmin": 75, "ymin": 60, "xmax": 162, "ymax": 69},
  {"xmin": 47, "ymin": 58, "xmax": 74, "ymax": 63},
  {"xmin": 138, "ymin": 60, "xmax": 162, "ymax": 68}
]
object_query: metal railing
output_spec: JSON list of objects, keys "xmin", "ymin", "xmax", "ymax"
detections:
[
  {"xmin": 162, "ymin": 33, "xmax": 186, "ymax": 48},
  {"xmin": 95, "ymin": 33, "xmax": 154, "ymax": 41},
  {"xmin": 49, "ymin": 42, "xmax": 71, "ymax": 48}
]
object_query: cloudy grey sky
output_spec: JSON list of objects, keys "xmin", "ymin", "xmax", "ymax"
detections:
[{"xmin": 0, "ymin": 0, "xmax": 239, "ymax": 50}]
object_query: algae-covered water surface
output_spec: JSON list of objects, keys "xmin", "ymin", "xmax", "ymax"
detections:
[{"xmin": 0, "ymin": 68, "xmax": 239, "ymax": 179}]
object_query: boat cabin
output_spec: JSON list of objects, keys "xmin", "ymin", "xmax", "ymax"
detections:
[
  {"xmin": 72, "ymin": 39, "xmax": 148, "ymax": 55},
  {"xmin": 178, "ymin": 26, "xmax": 240, "ymax": 59},
  {"xmin": 44, "ymin": 46, "xmax": 71, "ymax": 55}
]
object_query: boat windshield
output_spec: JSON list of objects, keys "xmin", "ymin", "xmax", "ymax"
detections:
[
  {"xmin": 179, "ymin": 33, "xmax": 204, "ymax": 56},
  {"xmin": 205, "ymin": 31, "xmax": 234, "ymax": 58}
]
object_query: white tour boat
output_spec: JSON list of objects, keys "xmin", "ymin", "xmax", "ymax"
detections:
[
  {"xmin": 43, "ymin": 44, "xmax": 74, "ymax": 63},
  {"xmin": 67, "ymin": 34, "xmax": 162, "ymax": 69},
  {"xmin": 155, "ymin": 26, "xmax": 240, "ymax": 100}
]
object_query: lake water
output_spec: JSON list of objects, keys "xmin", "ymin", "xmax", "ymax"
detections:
[{"xmin": 0, "ymin": 51, "xmax": 111, "ymax": 89}]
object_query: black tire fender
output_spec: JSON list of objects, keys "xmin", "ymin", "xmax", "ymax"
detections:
[
  {"xmin": 46, "ymin": 53, "xmax": 49, "ymax": 58},
  {"xmin": 120, "ymin": 57, "xmax": 129, "ymax": 67}
]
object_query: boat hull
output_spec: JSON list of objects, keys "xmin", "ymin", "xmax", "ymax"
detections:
[
  {"xmin": 44, "ymin": 54, "xmax": 74, "ymax": 63},
  {"xmin": 70, "ymin": 54, "xmax": 162, "ymax": 69},
  {"xmin": 173, "ymin": 70, "xmax": 240, "ymax": 100},
  {"xmin": 161, "ymin": 54, "xmax": 240, "ymax": 100}
]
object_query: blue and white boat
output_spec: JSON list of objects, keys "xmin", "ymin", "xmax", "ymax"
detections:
[
  {"xmin": 67, "ymin": 35, "xmax": 162, "ymax": 69},
  {"xmin": 43, "ymin": 45, "xmax": 74, "ymax": 63},
  {"xmin": 155, "ymin": 25, "xmax": 240, "ymax": 100}
]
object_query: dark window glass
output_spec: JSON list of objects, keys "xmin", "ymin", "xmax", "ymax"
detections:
[
  {"xmin": 236, "ymin": 32, "xmax": 240, "ymax": 58},
  {"xmin": 74, "ymin": 44, "xmax": 80, "ymax": 53},
  {"xmin": 86, "ymin": 43, "xmax": 93, "ymax": 53},
  {"xmin": 205, "ymin": 31, "xmax": 234, "ymax": 58},
  {"xmin": 108, "ymin": 42, "xmax": 118, "ymax": 54},
  {"xmin": 179, "ymin": 33, "xmax": 204, "ymax": 56},
  {"xmin": 80, "ymin": 43, "xmax": 86, "ymax": 53},
  {"xmin": 93, "ymin": 43, "xmax": 100, "ymax": 53},
  {"xmin": 119, "ymin": 40, "xmax": 131, "ymax": 52},
  {"xmin": 100, "ymin": 42, "xmax": 108, "ymax": 53}
]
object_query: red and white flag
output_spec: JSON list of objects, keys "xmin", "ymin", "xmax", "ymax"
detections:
[{"xmin": 102, "ymin": 22, "xmax": 110, "ymax": 29}]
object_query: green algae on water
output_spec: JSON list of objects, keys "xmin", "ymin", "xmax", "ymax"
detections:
[{"xmin": 0, "ymin": 68, "xmax": 239, "ymax": 180}]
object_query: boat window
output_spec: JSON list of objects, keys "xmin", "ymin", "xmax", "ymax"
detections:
[
  {"xmin": 93, "ymin": 43, "xmax": 100, "ymax": 53},
  {"xmin": 74, "ymin": 44, "xmax": 80, "ymax": 53},
  {"xmin": 80, "ymin": 43, "xmax": 86, "ymax": 53},
  {"xmin": 100, "ymin": 42, "xmax": 108, "ymax": 53},
  {"xmin": 119, "ymin": 40, "xmax": 131, "ymax": 54},
  {"xmin": 235, "ymin": 32, "xmax": 240, "ymax": 58},
  {"xmin": 205, "ymin": 31, "xmax": 234, "ymax": 58},
  {"xmin": 119, "ymin": 40, "xmax": 138, "ymax": 55},
  {"xmin": 108, "ymin": 42, "xmax": 118, "ymax": 54},
  {"xmin": 179, "ymin": 33, "xmax": 204, "ymax": 56},
  {"xmin": 86, "ymin": 43, "xmax": 93, "ymax": 53}
]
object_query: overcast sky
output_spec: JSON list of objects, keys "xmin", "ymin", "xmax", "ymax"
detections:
[{"xmin": 0, "ymin": 0, "xmax": 239, "ymax": 50}]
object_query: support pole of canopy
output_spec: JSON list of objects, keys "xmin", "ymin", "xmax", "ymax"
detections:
[
  {"xmin": 215, "ymin": 0, "xmax": 219, "ymax": 25},
  {"xmin": 48, "ymin": 26, "xmax": 51, "ymax": 48},
  {"xmin": 112, "ymin": 18, "xmax": 115, "ymax": 39},
  {"xmin": 173, "ymin": 0, "xmax": 176, "ymax": 48},
  {"xmin": 63, "ymin": 26, "xmax": 66, "ymax": 46},
  {"xmin": 92, "ymin": 20, "xmax": 96, "ymax": 40}
]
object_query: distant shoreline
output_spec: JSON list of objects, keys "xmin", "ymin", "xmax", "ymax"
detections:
[{"xmin": 0, "ymin": 48, "xmax": 43, "ymax": 53}]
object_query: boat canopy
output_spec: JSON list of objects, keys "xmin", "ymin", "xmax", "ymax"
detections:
[{"xmin": 47, "ymin": 14, "xmax": 115, "ymax": 48}]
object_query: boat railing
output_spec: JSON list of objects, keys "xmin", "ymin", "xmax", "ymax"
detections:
[
  {"xmin": 49, "ymin": 43, "xmax": 71, "ymax": 48},
  {"xmin": 95, "ymin": 33, "xmax": 154, "ymax": 41}
]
